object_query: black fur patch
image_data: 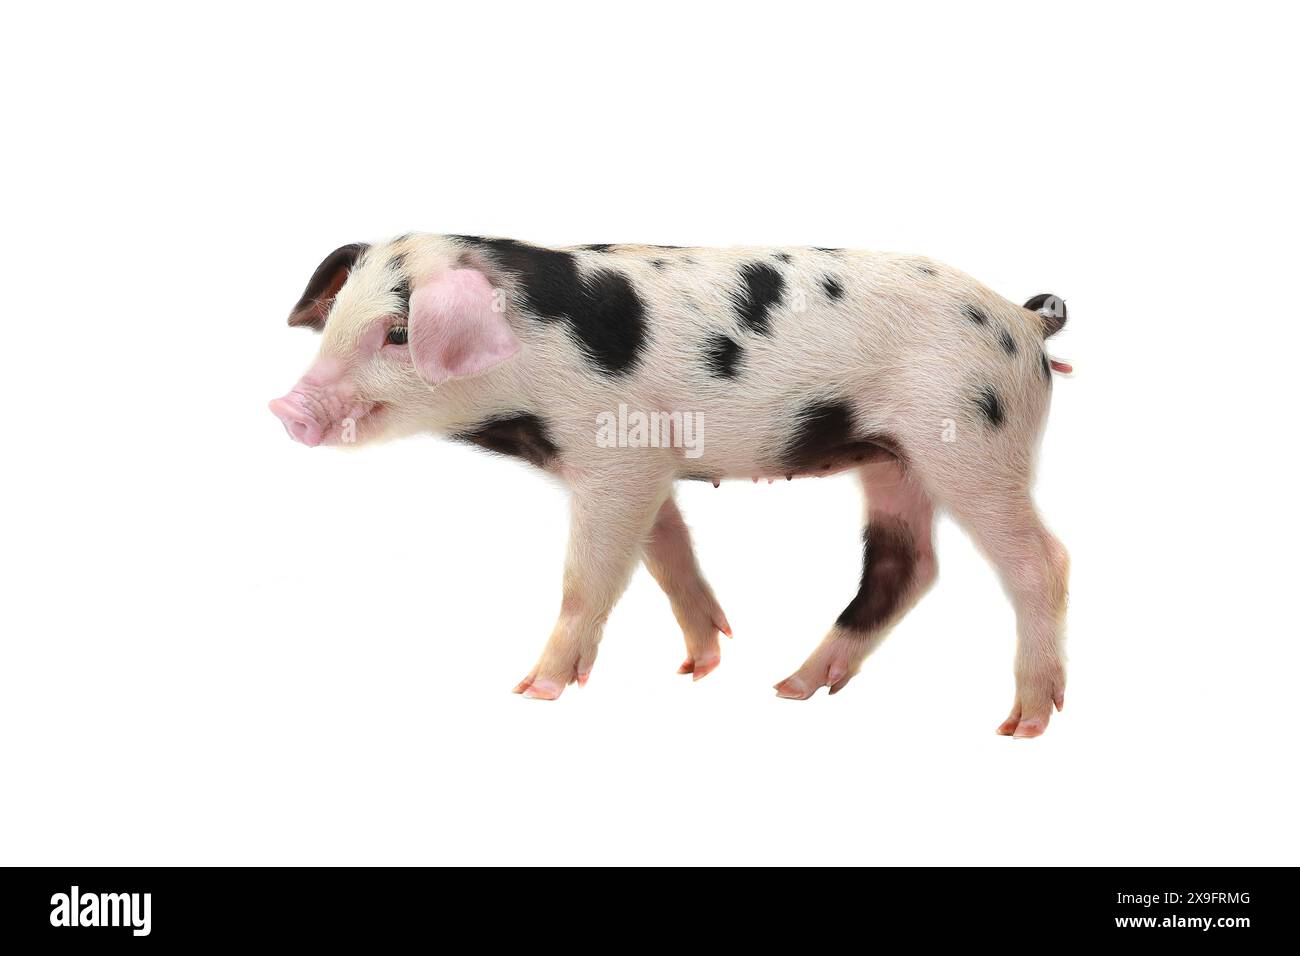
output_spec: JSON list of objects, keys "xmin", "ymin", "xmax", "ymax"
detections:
[
  {"xmin": 917, "ymin": 264, "xmax": 937, "ymax": 277},
  {"xmin": 780, "ymin": 400, "xmax": 896, "ymax": 474},
  {"xmin": 997, "ymin": 327, "xmax": 1017, "ymax": 355},
  {"xmin": 393, "ymin": 277, "xmax": 411, "ymax": 317},
  {"xmin": 288, "ymin": 242, "xmax": 370, "ymax": 330},
  {"xmin": 813, "ymin": 247, "xmax": 842, "ymax": 253},
  {"xmin": 822, "ymin": 276, "xmax": 844, "ymax": 300},
  {"xmin": 962, "ymin": 304, "xmax": 989, "ymax": 326},
  {"xmin": 975, "ymin": 387, "xmax": 1005, "ymax": 428},
  {"xmin": 452, "ymin": 413, "xmax": 558, "ymax": 470},
  {"xmin": 704, "ymin": 334, "xmax": 742, "ymax": 378},
  {"xmin": 581, "ymin": 243, "xmax": 615, "ymax": 252},
  {"xmin": 732, "ymin": 262, "xmax": 785, "ymax": 335},
  {"xmin": 452, "ymin": 236, "xmax": 647, "ymax": 375},
  {"xmin": 774, "ymin": 252, "xmax": 793, "ymax": 263},
  {"xmin": 651, "ymin": 259, "xmax": 667, "ymax": 269},
  {"xmin": 1041, "ymin": 352, "xmax": 1052, "ymax": 382},
  {"xmin": 836, "ymin": 520, "xmax": 916, "ymax": 633},
  {"xmin": 576, "ymin": 269, "xmax": 648, "ymax": 374},
  {"xmin": 388, "ymin": 251, "xmax": 411, "ymax": 316}
]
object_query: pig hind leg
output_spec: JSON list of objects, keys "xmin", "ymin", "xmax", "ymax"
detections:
[
  {"xmin": 642, "ymin": 496, "xmax": 732, "ymax": 680},
  {"xmin": 775, "ymin": 459, "xmax": 937, "ymax": 699},
  {"xmin": 939, "ymin": 483, "xmax": 1069, "ymax": 737}
]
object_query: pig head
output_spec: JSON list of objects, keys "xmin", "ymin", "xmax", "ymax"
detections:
[{"xmin": 269, "ymin": 242, "xmax": 520, "ymax": 447}]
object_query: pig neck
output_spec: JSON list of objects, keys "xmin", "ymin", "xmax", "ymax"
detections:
[{"xmin": 422, "ymin": 364, "xmax": 535, "ymax": 435}]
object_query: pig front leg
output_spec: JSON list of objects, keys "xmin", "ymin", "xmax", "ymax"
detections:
[
  {"xmin": 513, "ymin": 475, "xmax": 672, "ymax": 700},
  {"xmin": 643, "ymin": 497, "xmax": 732, "ymax": 680}
]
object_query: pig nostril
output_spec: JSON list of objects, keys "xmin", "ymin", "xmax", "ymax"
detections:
[{"xmin": 270, "ymin": 396, "xmax": 323, "ymax": 445}]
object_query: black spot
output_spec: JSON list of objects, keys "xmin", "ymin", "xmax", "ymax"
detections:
[
  {"xmin": 975, "ymin": 387, "xmax": 1005, "ymax": 428},
  {"xmin": 822, "ymin": 276, "xmax": 844, "ymax": 300},
  {"xmin": 575, "ymin": 269, "xmax": 648, "ymax": 374},
  {"xmin": 454, "ymin": 237, "xmax": 578, "ymax": 319},
  {"xmin": 452, "ymin": 413, "xmax": 558, "ymax": 470},
  {"xmin": 997, "ymin": 327, "xmax": 1017, "ymax": 355},
  {"xmin": 916, "ymin": 264, "xmax": 937, "ymax": 277},
  {"xmin": 452, "ymin": 236, "xmax": 647, "ymax": 375},
  {"xmin": 392, "ymin": 277, "xmax": 411, "ymax": 317},
  {"xmin": 389, "ymin": 253, "xmax": 411, "ymax": 315},
  {"xmin": 836, "ymin": 520, "xmax": 917, "ymax": 633},
  {"xmin": 581, "ymin": 243, "xmax": 615, "ymax": 252},
  {"xmin": 704, "ymin": 334, "xmax": 742, "ymax": 378},
  {"xmin": 812, "ymin": 247, "xmax": 842, "ymax": 253},
  {"xmin": 962, "ymin": 304, "xmax": 988, "ymax": 326},
  {"xmin": 731, "ymin": 262, "xmax": 785, "ymax": 335},
  {"xmin": 774, "ymin": 252, "xmax": 793, "ymax": 263},
  {"xmin": 780, "ymin": 400, "xmax": 897, "ymax": 475},
  {"xmin": 287, "ymin": 242, "xmax": 369, "ymax": 330},
  {"xmin": 648, "ymin": 244, "xmax": 684, "ymax": 249},
  {"xmin": 1040, "ymin": 352, "xmax": 1052, "ymax": 382},
  {"xmin": 450, "ymin": 237, "xmax": 580, "ymax": 321},
  {"xmin": 651, "ymin": 259, "xmax": 667, "ymax": 269}
]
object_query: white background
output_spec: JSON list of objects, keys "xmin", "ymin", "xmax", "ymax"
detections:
[{"xmin": 4, "ymin": 1, "xmax": 1297, "ymax": 866}]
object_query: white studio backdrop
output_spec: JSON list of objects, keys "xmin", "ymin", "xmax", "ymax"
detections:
[{"xmin": 2, "ymin": 1, "xmax": 1297, "ymax": 865}]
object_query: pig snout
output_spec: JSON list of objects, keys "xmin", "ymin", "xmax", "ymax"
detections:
[{"xmin": 269, "ymin": 392, "xmax": 325, "ymax": 447}]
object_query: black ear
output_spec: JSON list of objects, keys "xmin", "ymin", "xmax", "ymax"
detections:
[
  {"xmin": 288, "ymin": 243, "xmax": 370, "ymax": 330},
  {"xmin": 1023, "ymin": 292, "xmax": 1067, "ymax": 338}
]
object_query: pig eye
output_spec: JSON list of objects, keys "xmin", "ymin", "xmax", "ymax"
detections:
[{"xmin": 386, "ymin": 326, "xmax": 409, "ymax": 346}]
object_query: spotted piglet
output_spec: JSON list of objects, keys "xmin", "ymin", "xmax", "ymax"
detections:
[{"xmin": 270, "ymin": 235, "xmax": 1071, "ymax": 736}]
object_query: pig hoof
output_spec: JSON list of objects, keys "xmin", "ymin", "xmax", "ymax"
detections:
[
  {"xmin": 775, "ymin": 631, "xmax": 864, "ymax": 699},
  {"xmin": 1012, "ymin": 720, "xmax": 1046, "ymax": 738},
  {"xmin": 996, "ymin": 713, "xmax": 1051, "ymax": 738},
  {"xmin": 773, "ymin": 676, "xmax": 815, "ymax": 700},
  {"xmin": 675, "ymin": 606, "xmax": 726, "ymax": 681},
  {"xmin": 513, "ymin": 676, "xmax": 564, "ymax": 700},
  {"xmin": 678, "ymin": 654, "xmax": 720, "ymax": 681},
  {"xmin": 995, "ymin": 685, "xmax": 1063, "ymax": 737}
]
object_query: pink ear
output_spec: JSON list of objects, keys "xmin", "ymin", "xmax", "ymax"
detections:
[{"xmin": 409, "ymin": 268, "xmax": 519, "ymax": 384}]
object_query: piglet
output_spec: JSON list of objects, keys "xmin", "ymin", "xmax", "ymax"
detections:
[{"xmin": 270, "ymin": 235, "xmax": 1070, "ymax": 736}]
